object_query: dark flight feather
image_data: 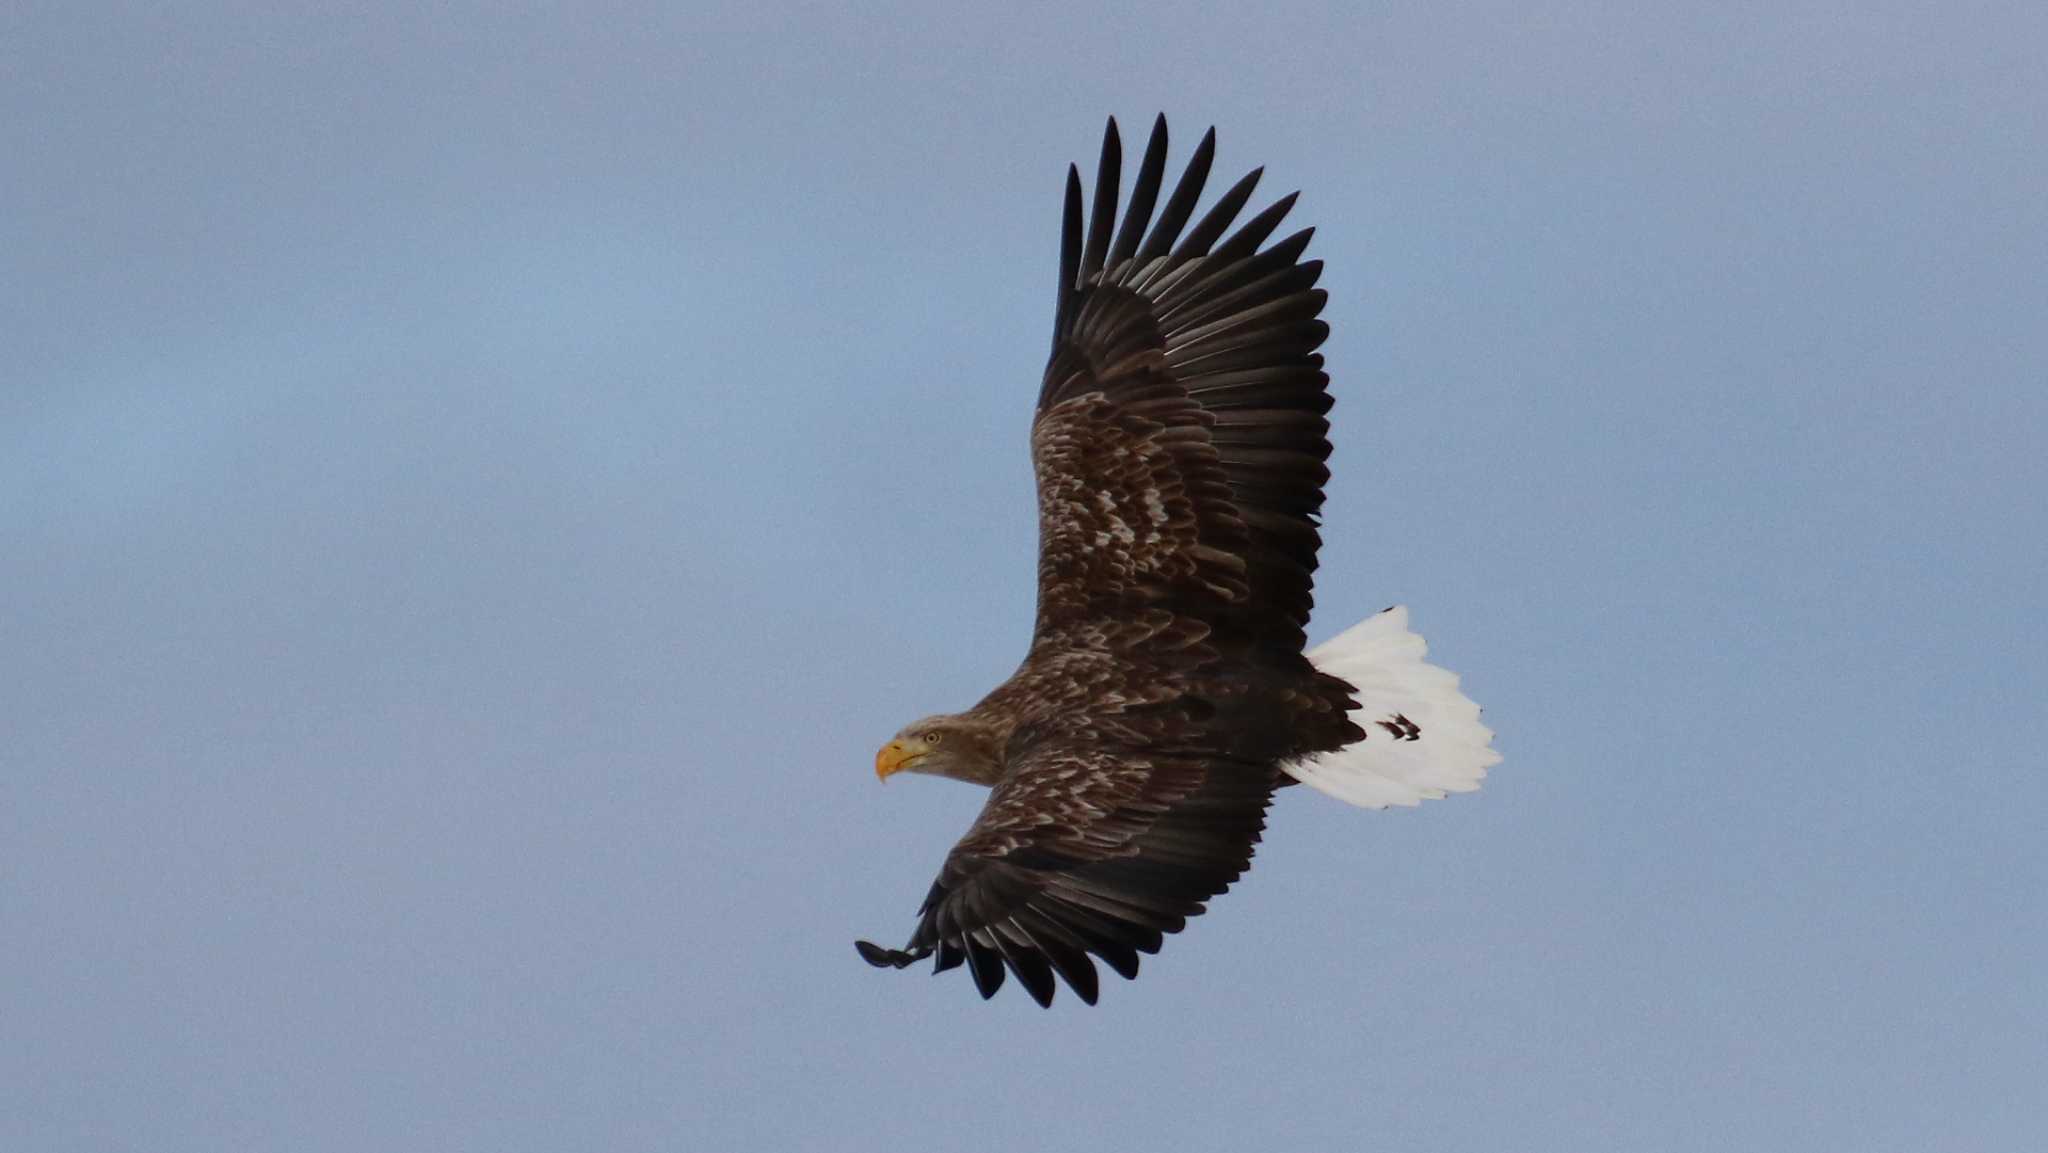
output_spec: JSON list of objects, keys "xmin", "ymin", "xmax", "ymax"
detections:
[{"xmin": 1107, "ymin": 115, "xmax": 1168, "ymax": 270}]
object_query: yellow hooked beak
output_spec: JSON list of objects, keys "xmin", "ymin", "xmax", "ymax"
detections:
[{"xmin": 874, "ymin": 738, "xmax": 926, "ymax": 781}]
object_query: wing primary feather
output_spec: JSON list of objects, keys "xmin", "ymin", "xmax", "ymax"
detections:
[
  {"xmin": 1174, "ymin": 167, "xmax": 1262, "ymax": 259},
  {"xmin": 855, "ymin": 939, "xmax": 921, "ymax": 968},
  {"xmin": 1155, "ymin": 225, "xmax": 1317, "ymax": 314},
  {"xmin": 932, "ymin": 939, "xmax": 966, "ymax": 974},
  {"xmin": 964, "ymin": 932, "xmax": 1007, "ymax": 999},
  {"xmin": 1044, "ymin": 904, "xmax": 1144, "ymax": 979},
  {"xmin": 1267, "ymin": 226, "xmax": 1316, "ymax": 268},
  {"xmin": 1171, "ymin": 289, "xmax": 1328, "ymax": 349},
  {"xmin": 1158, "ymin": 262, "xmax": 1323, "ymax": 331},
  {"xmin": 992, "ymin": 921, "xmax": 1058, "ymax": 1008},
  {"xmin": 1054, "ymin": 164, "xmax": 1083, "ymax": 343},
  {"xmin": 1014, "ymin": 910, "xmax": 1101, "ymax": 1005},
  {"xmin": 1081, "ymin": 118, "xmax": 1120, "ymax": 285},
  {"xmin": 1108, "ymin": 113, "xmax": 1168, "ymax": 269},
  {"xmin": 1173, "ymin": 318, "xmax": 1330, "ymax": 368},
  {"xmin": 1209, "ymin": 190, "xmax": 1298, "ymax": 264},
  {"xmin": 1134, "ymin": 126, "xmax": 1215, "ymax": 265}
]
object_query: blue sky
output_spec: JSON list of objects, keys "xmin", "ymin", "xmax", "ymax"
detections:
[{"xmin": 5, "ymin": 4, "xmax": 2044, "ymax": 1150}]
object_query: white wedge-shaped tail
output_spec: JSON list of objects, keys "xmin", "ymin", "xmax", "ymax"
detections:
[{"xmin": 1286, "ymin": 606, "xmax": 1501, "ymax": 809}]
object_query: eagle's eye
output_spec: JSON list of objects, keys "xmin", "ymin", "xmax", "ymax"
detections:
[{"xmin": 924, "ymin": 730, "xmax": 942, "ymax": 745}]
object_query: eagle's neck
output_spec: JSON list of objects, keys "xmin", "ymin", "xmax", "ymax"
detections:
[{"xmin": 946, "ymin": 706, "xmax": 1013, "ymax": 787}]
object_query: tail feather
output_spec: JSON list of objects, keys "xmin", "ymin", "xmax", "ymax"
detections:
[{"xmin": 1286, "ymin": 606, "xmax": 1500, "ymax": 809}]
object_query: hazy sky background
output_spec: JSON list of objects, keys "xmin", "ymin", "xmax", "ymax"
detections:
[{"xmin": 6, "ymin": 4, "xmax": 2044, "ymax": 1150}]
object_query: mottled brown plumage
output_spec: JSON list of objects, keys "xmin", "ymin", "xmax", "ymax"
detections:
[{"xmin": 859, "ymin": 116, "xmax": 1368, "ymax": 1006}]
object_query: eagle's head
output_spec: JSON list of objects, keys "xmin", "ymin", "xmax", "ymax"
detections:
[{"xmin": 875, "ymin": 715, "xmax": 1004, "ymax": 786}]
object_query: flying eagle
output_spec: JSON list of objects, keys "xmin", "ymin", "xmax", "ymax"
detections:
[{"xmin": 858, "ymin": 116, "xmax": 1499, "ymax": 1006}]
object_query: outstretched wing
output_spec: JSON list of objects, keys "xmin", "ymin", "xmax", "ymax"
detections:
[
  {"xmin": 1031, "ymin": 114, "xmax": 1334, "ymax": 658},
  {"xmin": 856, "ymin": 737, "xmax": 1278, "ymax": 1007},
  {"xmin": 859, "ymin": 119, "xmax": 1348, "ymax": 1005}
]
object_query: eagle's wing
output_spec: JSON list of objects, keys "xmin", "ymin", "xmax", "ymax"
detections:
[
  {"xmin": 1029, "ymin": 114, "xmax": 1333, "ymax": 657},
  {"xmin": 854, "ymin": 736, "xmax": 1275, "ymax": 1007},
  {"xmin": 857, "ymin": 119, "xmax": 1348, "ymax": 1006}
]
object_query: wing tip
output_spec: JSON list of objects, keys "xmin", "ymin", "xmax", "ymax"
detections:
[{"xmin": 854, "ymin": 939, "xmax": 924, "ymax": 969}]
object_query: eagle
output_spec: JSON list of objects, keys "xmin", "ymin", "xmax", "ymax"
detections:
[{"xmin": 857, "ymin": 116, "xmax": 1499, "ymax": 1007}]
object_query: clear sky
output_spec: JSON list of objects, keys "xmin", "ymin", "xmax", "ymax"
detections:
[{"xmin": 5, "ymin": 4, "xmax": 2044, "ymax": 1151}]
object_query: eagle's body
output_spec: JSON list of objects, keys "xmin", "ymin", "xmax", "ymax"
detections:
[{"xmin": 860, "ymin": 117, "xmax": 1499, "ymax": 1006}]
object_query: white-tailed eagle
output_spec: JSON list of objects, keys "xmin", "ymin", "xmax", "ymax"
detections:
[{"xmin": 858, "ymin": 116, "xmax": 1499, "ymax": 1006}]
